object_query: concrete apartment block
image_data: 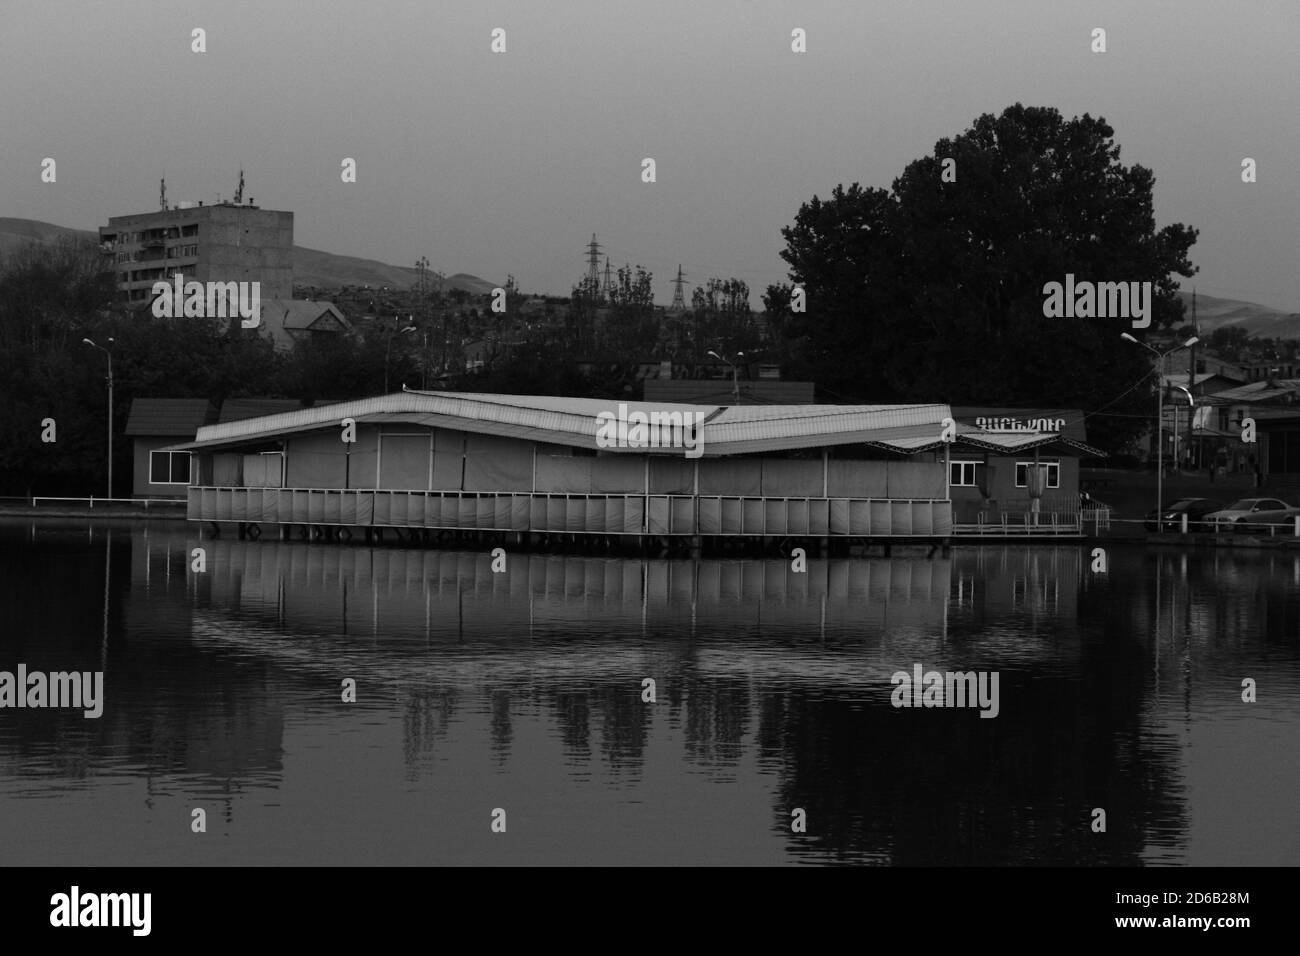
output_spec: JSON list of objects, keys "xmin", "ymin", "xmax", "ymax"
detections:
[{"xmin": 100, "ymin": 203, "xmax": 294, "ymax": 306}]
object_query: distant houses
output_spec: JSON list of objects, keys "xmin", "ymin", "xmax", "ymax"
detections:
[{"xmin": 256, "ymin": 299, "xmax": 352, "ymax": 351}]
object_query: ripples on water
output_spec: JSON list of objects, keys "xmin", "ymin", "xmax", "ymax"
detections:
[{"xmin": 0, "ymin": 519, "xmax": 1297, "ymax": 866}]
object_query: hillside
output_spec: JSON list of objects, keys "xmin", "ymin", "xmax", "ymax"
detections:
[
  {"xmin": 0, "ymin": 217, "xmax": 495, "ymax": 294},
  {"xmin": 1176, "ymin": 291, "xmax": 1300, "ymax": 339}
]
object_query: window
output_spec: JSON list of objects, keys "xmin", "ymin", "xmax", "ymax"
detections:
[
  {"xmin": 949, "ymin": 460, "xmax": 980, "ymax": 487},
  {"xmin": 1014, "ymin": 461, "xmax": 1059, "ymax": 488},
  {"xmin": 149, "ymin": 450, "xmax": 192, "ymax": 485}
]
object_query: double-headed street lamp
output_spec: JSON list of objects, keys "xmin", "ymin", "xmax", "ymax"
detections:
[
  {"xmin": 82, "ymin": 337, "xmax": 114, "ymax": 499},
  {"xmin": 1122, "ymin": 332, "xmax": 1198, "ymax": 530},
  {"xmin": 707, "ymin": 350, "xmax": 745, "ymax": 405},
  {"xmin": 384, "ymin": 317, "xmax": 417, "ymax": 392}
]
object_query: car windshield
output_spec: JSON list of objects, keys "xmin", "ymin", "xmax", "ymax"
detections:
[{"xmin": 1225, "ymin": 500, "xmax": 1257, "ymax": 510}]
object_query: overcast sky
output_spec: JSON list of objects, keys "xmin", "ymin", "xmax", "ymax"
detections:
[{"xmin": 4, "ymin": 0, "xmax": 1297, "ymax": 310}]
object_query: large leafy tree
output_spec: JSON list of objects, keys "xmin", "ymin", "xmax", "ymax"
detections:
[{"xmin": 777, "ymin": 104, "xmax": 1199, "ymax": 452}]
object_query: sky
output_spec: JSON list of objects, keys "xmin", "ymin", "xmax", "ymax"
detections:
[{"xmin": 3, "ymin": 0, "xmax": 1298, "ymax": 310}]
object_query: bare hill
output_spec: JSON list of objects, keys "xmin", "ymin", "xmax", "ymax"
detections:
[
  {"xmin": 0, "ymin": 217, "xmax": 495, "ymax": 294},
  {"xmin": 1177, "ymin": 291, "xmax": 1300, "ymax": 339}
]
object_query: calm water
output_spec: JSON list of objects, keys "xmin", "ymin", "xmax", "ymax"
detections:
[{"xmin": 1, "ymin": 519, "xmax": 1297, "ymax": 866}]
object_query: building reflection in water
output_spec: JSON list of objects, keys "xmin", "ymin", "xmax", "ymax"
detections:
[{"xmin": 5, "ymin": 522, "xmax": 1299, "ymax": 864}]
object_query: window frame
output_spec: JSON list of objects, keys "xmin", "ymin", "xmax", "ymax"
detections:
[
  {"xmin": 1014, "ymin": 460, "xmax": 1060, "ymax": 489},
  {"xmin": 948, "ymin": 459, "xmax": 981, "ymax": 487},
  {"xmin": 149, "ymin": 449, "xmax": 192, "ymax": 485}
]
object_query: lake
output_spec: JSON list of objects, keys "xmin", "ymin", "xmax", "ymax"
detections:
[{"xmin": 1, "ymin": 520, "xmax": 1296, "ymax": 865}]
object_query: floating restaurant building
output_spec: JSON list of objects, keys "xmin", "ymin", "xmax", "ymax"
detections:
[
  {"xmin": 167, "ymin": 390, "xmax": 1102, "ymax": 544},
  {"xmin": 171, "ymin": 390, "xmax": 956, "ymax": 543}
]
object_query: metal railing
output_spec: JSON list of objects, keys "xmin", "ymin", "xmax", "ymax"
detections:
[
  {"xmin": 28, "ymin": 496, "xmax": 186, "ymax": 509},
  {"xmin": 187, "ymin": 485, "xmax": 955, "ymax": 538}
]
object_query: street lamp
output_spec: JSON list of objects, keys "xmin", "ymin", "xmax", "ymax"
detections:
[
  {"xmin": 1122, "ymin": 333, "xmax": 1198, "ymax": 531},
  {"xmin": 384, "ymin": 319, "xmax": 417, "ymax": 393},
  {"xmin": 83, "ymin": 337, "xmax": 115, "ymax": 499},
  {"xmin": 707, "ymin": 350, "xmax": 745, "ymax": 404}
]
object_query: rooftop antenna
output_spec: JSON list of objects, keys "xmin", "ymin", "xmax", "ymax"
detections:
[
  {"xmin": 160, "ymin": 177, "xmax": 167, "ymax": 211},
  {"xmin": 233, "ymin": 168, "xmax": 245, "ymax": 205}
]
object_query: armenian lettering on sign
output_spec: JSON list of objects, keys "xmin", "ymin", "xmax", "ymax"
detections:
[{"xmin": 974, "ymin": 417, "xmax": 1065, "ymax": 433}]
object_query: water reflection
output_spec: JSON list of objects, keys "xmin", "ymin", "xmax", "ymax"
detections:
[{"xmin": 1, "ymin": 520, "xmax": 1297, "ymax": 866}]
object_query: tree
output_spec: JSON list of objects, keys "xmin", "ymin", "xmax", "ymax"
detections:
[
  {"xmin": 685, "ymin": 277, "xmax": 758, "ymax": 361},
  {"xmin": 604, "ymin": 264, "xmax": 658, "ymax": 356},
  {"xmin": 1205, "ymin": 326, "xmax": 1250, "ymax": 362},
  {"xmin": 776, "ymin": 103, "xmax": 1199, "ymax": 452}
]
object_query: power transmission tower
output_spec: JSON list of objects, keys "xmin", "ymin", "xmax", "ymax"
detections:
[
  {"xmin": 601, "ymin": 257, "xmax": 614, "ymax": 299},
  {"xmin": 669, "ymin": 265, "xmax": 688, "ymax": 313},
  {"xmin": 585, "ymin": 234, "xmax": 603, "ymax": 286}
]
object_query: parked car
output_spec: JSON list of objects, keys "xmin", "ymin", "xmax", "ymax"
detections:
[
  {"xmin": 1233, "ymin": 506, "xmax": 1300, "ymax": 535},
  {"xmin": 1203, "ymin": 498, "xmax": 1292, "ymax": 530},
  {"xmin": 1144, "ymin": 498, "xmax": 1223, "ymax": 533}
]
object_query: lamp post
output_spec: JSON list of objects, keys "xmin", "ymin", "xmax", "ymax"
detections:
[
  {"xmin": 707, "ymin": 350, "xmax": 745, "ymax": 404},
  {"xmin": 83, "ymin": 337, "xmax": 114, "ymax": 499},
  {"xmin": 384, "ymin": 318, "xmax": 417, "ymax": 392},
  {"xmin": 1122, "ymin": 333, "xmax": 1198, "ymax": 531}
]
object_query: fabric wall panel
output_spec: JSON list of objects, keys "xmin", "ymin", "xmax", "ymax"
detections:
[
  {"xmin": 648, "ymin": 457, "xmax": 692, "ymax": 494},
  {"xmin": 347, "ymin": 428, "xmax": 378, "ymax": 490},
  {"xmin": 536, "ymin": 456, "xmax": 592, "ymax": 493},
  {"xmin": 431, "ymin": 428, "xmax": 464, "ymax": 490},
  {"xmin": 827, "ymin": 460, "xmax": 888, "ymax": 498},
  {"xmin": 589, "ymin": 457, "xmax": 645, "ymax": 493},
  {"xmin": 379, "ymin": 434, "xmax": 432, "ymax": 490},
  {"xmin": 463, "ymin": 434, "xmax": 533, "ymax": 491},
  {"xmin": 886, "ymin": 461, "xmax": 945, "ymax": 499},
  {"xmin": 286, "ymin": 432, "xmax": 347, "ymax": 488},
  {"xmin": 761, "ymin": 459, "xmax": 823, "ymax": 497},
  {"xmin": 213, "ymin": 454, "xmax": 243, "ymax": 486},
  {"xmin": 698, "ymin": 459, "xmax": 761, "ymax": 496}
]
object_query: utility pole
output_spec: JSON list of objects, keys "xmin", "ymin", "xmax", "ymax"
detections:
[
  {"xmin": 83, "ymin": 338, "xmax": 114, "ymax": 498},
  {"xmin": 1187, "ymin": 289, "xmax": 1198, "ymax": 469}
]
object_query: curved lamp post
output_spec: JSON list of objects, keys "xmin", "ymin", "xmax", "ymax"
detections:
[
  {"xmin": 1121, "ymin": 333, "xmax": 1199, "ymax": 531},
  {"xmin": 707, "ymin": 350, "xmax": 745, "ymax": 405}
]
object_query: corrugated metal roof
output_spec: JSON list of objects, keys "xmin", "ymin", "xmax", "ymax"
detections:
[
  {"xmin": 1208, "ymin": 379, "xmax": 1300, "ymax": 403},
  {"xmin": 166, "ymin": 390, "xmax": 955, "ymax": 455},
  {"xmin": 868, "ymin": 430, "xmax": 1107, "ymax": 458},
  {"xmin": 124, "ymin": 398, "xmax": 218, "ymax": 436},
  {"xmin": 643, "ymin": 379, "xmax": 816, "ymax": 405},
  {"xmin": 218, "ymin": 399, "xmax": 308, "ymax": 423},
  {"xmin": 161, "ymin": 390, "xmax": 1112, "ymax": 460}
]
